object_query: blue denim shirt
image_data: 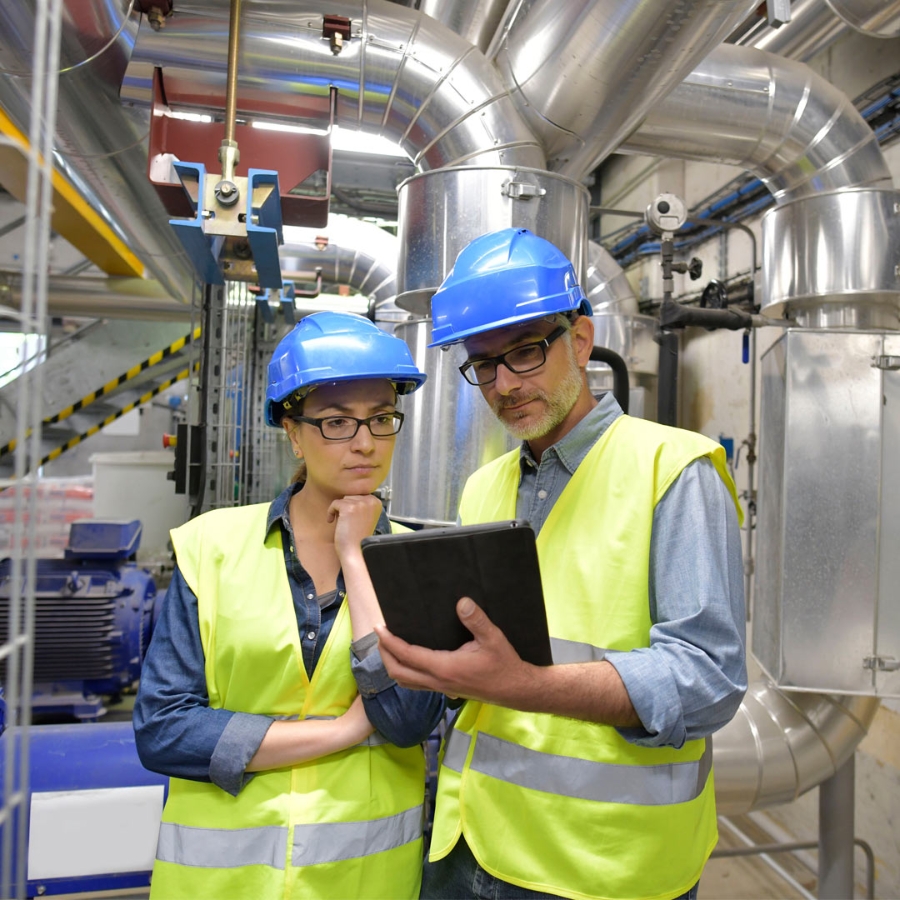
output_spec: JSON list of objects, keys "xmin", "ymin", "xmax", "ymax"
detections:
[
  {"xmin": 133, "ymin": 482, "xmax": 445, "ymax": 796},
  {"xmin": 517, "ymin": 393, "xmax": 747, "ymax": 749}
]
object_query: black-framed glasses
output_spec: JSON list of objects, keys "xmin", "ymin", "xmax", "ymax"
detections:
[
  {"xmin": 290, "ymin": 411, "xmax": 404, "ymax": 441},
  {"xmin": 459, "ymin": 325, "xmax": 569, "ymax": 386}
]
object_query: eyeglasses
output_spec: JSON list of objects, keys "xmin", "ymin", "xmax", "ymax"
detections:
[
  {"xmin": 290, "ymin": 411, "xmax": 405, "ymax": 441},
  {"xmin": 459, "ymin": 325, "xmax": 569, "ymax": 386}
]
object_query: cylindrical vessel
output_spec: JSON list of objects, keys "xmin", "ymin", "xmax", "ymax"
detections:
[
  {"xmin": 389, "ymin": 319, "xmax": 517, "ymax": 526},
  {"xmin": 761, "ymin": 188, "xmax": 900, "ymax": 327},
  {"xmin": 396, "ymin": 166, "xmax": 590, "ymax": 314}
]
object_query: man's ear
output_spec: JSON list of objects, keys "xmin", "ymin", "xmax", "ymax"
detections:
[{"xmin": 571, "ymin": 314, "xmax": 595, "ymax": 368}]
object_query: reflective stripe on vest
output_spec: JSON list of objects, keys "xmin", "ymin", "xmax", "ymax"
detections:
[
  {"xmin": 157, "ymin": 822, "xmax": 288, "ymax": 869},
  {"xmin": 443, "ymin": 729, "xmax": 713, "ymax": 806},
  {"xmin": 551, "ymin": 637, "xmax": 610, "ymax": 663},
  {"xmin": 292, "ymin": 805, "xmax": 423, "ymax": 866},
  {"xmin": 157, "ymin": 805, "xmax": 422, "ymax": 870}
]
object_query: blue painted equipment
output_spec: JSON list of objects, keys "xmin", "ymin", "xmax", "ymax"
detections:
[
  {"xmin": 264, "ymin": 311, "xmax": 428, "ymax": 426},
  {"xmin": 429, "ymin": 227, "xmax": 593, "ymax": 347},
  {"xmin": 0, "ymin": 520, "xmax": 157, "ymax": 721},
  {"xmin": 0, "ymin": 722, "xmax": 168, "ymax": 897}
]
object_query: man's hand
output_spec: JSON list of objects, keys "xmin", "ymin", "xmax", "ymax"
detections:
[{"xmin": 375, "ymin": 597, "xmax": 539, "ymax": 707}]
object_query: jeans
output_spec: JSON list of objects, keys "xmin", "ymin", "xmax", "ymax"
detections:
[{"xmin": 421, "ymin": 836, "xmax": 699, "ymax": 900}]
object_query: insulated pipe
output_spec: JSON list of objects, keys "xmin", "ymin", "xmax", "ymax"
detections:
[
  {"xmin": 418, "ymin": 0, "xmax": 515, "ymax": 55},
  {"xmin": 491, "ymin": 0, "xmax": 760, "ymax": 178},
  {"xmin": 738, "ymin": 0, "xmax": 900, "ymax": 62},
  {"xmin": 122, "ymin": 0, "xmax": 545, "ymax": 172},
  {"xmin": 0, "ymin": 0, "xmax": 196, "ymax": 301},
  {"xmin": 620, "ymin": 43, "xmax": 892, "ymax": 203}
]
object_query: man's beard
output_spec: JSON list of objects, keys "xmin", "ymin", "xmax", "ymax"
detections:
[{"xmin": 489, "ymin": 349, "xmax": 584, "ymax": 441}]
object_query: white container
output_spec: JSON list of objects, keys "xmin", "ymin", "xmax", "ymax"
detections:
[{"xmin": 91, "ymin": 451, "xmax": 190, "ymax": 562}]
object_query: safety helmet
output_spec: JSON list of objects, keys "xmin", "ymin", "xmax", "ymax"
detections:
[
  {"xmin": 265, "ymin": 311, "xmax": 427, "ymax": 427},
  {"xmin": 429, "ymin": 228, "xmax": 593, "ymax": 348}
]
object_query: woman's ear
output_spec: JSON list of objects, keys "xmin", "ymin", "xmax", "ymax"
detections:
[{"xmin": 282, "ymin": 418, "xmax": 304, "ymax": 459}]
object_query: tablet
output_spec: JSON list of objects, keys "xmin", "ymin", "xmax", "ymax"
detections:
[{"xmin": 361, "ymin": 520, "xmax": 552, "ymax": 667}]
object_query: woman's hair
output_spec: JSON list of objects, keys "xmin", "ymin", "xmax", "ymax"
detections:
[{"xmin": 290, "ymin": 460, "xmax": 307, "ymax": 485}]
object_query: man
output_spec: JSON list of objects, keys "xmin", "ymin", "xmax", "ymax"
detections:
[{"xmin": 376, "ymin": 228, "xmax": 747, "ymax": 900}]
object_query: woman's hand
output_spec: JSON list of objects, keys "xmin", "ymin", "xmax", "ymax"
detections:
[{"xmin": 329, "ymin": 494, "xmax": 383, "ymax": 561}]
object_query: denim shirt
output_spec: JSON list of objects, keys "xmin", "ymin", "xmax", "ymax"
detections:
[
  {"xmin": 518, "ymin": 393, "xmax": 747, "ymax": 748},
  {"xmin": 133, "ymin": 482, "xmax": 445, "ymax": 796}
]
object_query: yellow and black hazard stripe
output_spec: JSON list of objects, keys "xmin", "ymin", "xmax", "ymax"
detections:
[
  {"xmin": 31, "ymin": 361, "xmax": 200, "ymax": 473},
  {"xmin": 0, "ymin": 326, "xmax": 201, "ymax": 459}
]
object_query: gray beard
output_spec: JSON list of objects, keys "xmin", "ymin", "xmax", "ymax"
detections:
[{"xmin": 490, "ymin": 351, "xmax": 584, "ymax": 442}]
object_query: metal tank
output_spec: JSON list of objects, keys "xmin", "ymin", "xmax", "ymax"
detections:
[
  {"xmin": 395, "ymin": 166, "xmax": 589, "ymax": 313},
  {"xmin": 761, "ymin": 188, "xmax": 900, "ymax": 328},
  {"xmin": 389, "ymin": 319, "xmax": 517, "ymax": 526}
]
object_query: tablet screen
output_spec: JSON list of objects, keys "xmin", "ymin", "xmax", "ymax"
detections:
[{"xmin": 362, "ymin": 520, "xmax": 552, "ymax": 667}]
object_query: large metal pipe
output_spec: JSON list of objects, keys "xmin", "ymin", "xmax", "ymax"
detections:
[
  {"xmin": 738, "ymin": 0, "xmax": 900, "ymax": 60},
  {"xmin": 122, "ymin": 0, "xmax": 544, "ymax": 172},
  {"xmin": 491, "ymin": 0, "xmax": 760, "ymax": 178},
  {"xmin": 620, "ymin": 43, "xmax": 892, "ymax": 203},
  {"xmin": 418, "ymin": 0, "xmax": 515, "ymax": 55},
  {"xmin": 0, "ymin": 0, "xmax": 196, "ymax": 301},
  {"xmin": 0, "ymin": 219, "xmax": 401, "ymax": 321}
]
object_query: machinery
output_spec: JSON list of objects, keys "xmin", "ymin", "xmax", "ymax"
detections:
[{"xmin": 0, "ymin": 520, "xmax": 158, "ymax": 721}]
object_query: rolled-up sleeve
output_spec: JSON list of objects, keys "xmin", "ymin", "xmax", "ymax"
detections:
[
  {"xmin": 133, "ymin": 566, "xmax": 273, "ymax": 795},
  {"xmin": 605, "ymin": 456, "xmax": 747, "ymax": 749},
  {"xmin": 351, "ymin": 634, "xmax": 445, "ymax": 747}
]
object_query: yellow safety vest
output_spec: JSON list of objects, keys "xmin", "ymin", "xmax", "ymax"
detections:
[
  {"xmin": 149, "ymin": 503, "xmax": 425, "ymax": 900},
  {"xmin": 431, "ymin": 415, "xmax": 741, "ymax": 900}
]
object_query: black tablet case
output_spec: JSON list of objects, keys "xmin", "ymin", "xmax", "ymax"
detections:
[{"xmin": 361, "ymin": 520, "xmax": 553, "ymax": 667}]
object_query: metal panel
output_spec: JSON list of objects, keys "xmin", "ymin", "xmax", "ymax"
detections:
[
  {"xmin": 388, "ymin": 319, "xmax": 517, "ymax": 526},
  {"xmin": 754, "ymin": 329, "xmax": 898, "ymax": 695},
  {"xmin": 753, "ymin": 334, "xmax": 787, "ymax": 682},
  {"xmin": 877, "ymin": 333, "xmax": 900, "ymax": 693}
]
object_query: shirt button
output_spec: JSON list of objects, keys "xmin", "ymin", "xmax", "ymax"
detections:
[
  {"xmin": 307, "ymin": 631, "xmax": 316, "ymax": 640},
  {"xmin": 306, "ymin": 593, "xmax": 314, "ymax": 600},
  {"xmin": 538, "ymin": 489, "xmax": 548, "ymax": 500}
]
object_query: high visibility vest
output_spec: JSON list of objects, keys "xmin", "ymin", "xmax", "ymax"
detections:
[
  {"xmin": 149, "ymin": 503, "xmax": 425, "ymax": 900},
  {"xmin": 431, "ymin": 415, "xmax": 741, "ymax": 900}
]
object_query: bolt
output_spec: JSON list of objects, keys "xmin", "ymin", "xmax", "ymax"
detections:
[{"xmin": 147, "ymin": 6, "xmax": 166, "ymax": 30}]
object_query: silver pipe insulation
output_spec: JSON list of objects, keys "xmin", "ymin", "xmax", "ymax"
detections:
[
  {"xmin": 491, "ymin": 0, "xmax": 761, "ymax": 179},
  {"xmin": 739, "ymin": 0, "xmax": 900, "ymax": 59},
  {"xmin": 418, "ymin": 0, "xmax": 516, "ymax": 55},
  {"xmin": 620, "ymin": 42, "xmax": 892, "ymax": 203},
  {"xmin": 122, "ymin": 0, "xmax": 545, "ymax": 172},
  {"xmin": 0, "ymin": 0, "xmax": 196, "ymax": 301}
]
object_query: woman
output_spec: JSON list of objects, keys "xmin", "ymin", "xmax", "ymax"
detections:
[{"xmin": 134, "ymin": 311, "xmax": 444, "ymax": 899}]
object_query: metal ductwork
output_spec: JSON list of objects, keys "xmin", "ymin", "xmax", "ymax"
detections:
[
  {"xmin": 122, "ymin": 0, "xmax": 544, "ymax": 172},
  {"xmin": 621, "ymin": 42, "xmax": 892, "ymax": 203},
  {"xmin": 0, "ymin": 0, "xmax": 196, "ymax": 301},
  {"xmin": 738, "ymin": 0, "xmax": 900, "ymax": 61},
  {"xmin": 0, "ymin": 218, "xmax": 401, "ymax": 321},
  {"xmin": 418, "ymin": 0, "xmax": 514, "ymax": 55},
  {"xmin": 491, "ymin": 0, "xmax": 760, "ymax": 178}
]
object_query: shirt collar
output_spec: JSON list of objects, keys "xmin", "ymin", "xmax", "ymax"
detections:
[
  {"xmin": 519, "ymin": 392, "xmax": 623, "ymax": 475},
  {"xmin": 265, "ymin": 482, "xmax": 392, "ymax": 537}
]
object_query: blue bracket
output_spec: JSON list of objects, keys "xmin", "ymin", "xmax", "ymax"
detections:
[
  {"xmin": 247, "ymin": 169, "xmax": 284, "ymax": 291},
  {"xmin": 254, "ymin": 288, "xmax": 275, "ymax": 324},
  {"xmin": 169, "ymin": 162, "xmax": 225, "ymax": 285},
  {"xmin": 280, "ymin": 280, "xmax": 295, "ymax": 324}
]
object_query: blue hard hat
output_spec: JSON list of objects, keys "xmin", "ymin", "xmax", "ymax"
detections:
[
  {"xmin": 429, "ymin": 228, "xmax": 593, "ymax": 348},
  {"xmin": 265, "ymin": 311, "xmax": 427, "ymax": 427}
]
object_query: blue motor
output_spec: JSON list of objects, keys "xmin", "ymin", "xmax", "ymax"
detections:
[{"xmin": 0, "ymin": 520, "xmax": 157, "ymax": 720}]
